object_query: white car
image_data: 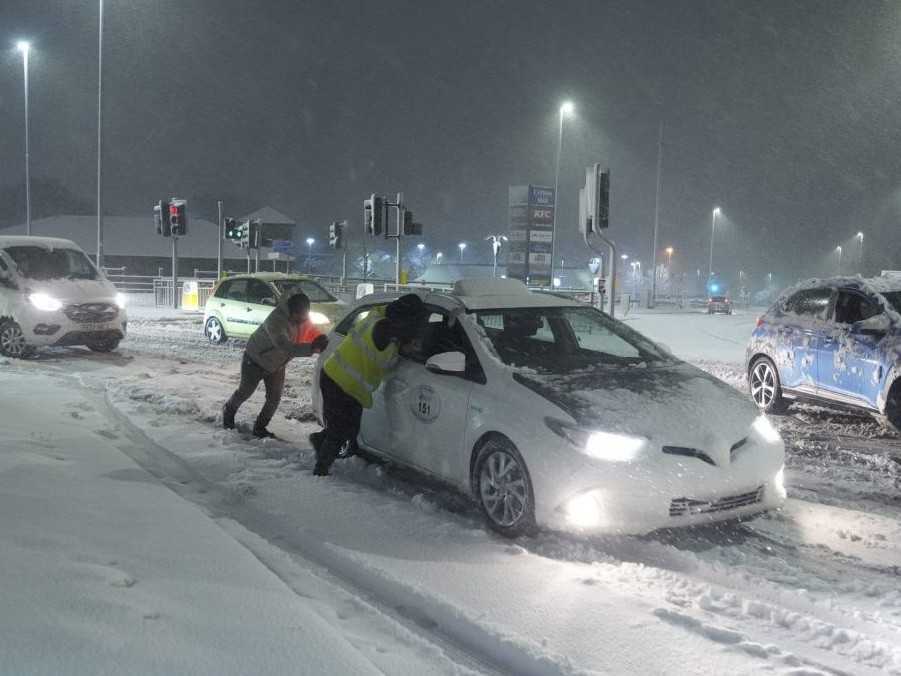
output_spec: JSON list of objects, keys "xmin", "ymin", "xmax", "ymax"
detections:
[
  {"xmin": 0, "ymin": 236, "xmax": 127, "ymax": 358},
  {"xmin": 313, "ymin": 279, "xmax": 786, "ymax": 537}
]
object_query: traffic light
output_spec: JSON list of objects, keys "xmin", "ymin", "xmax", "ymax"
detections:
[
  {"xmin": 237, "ymin": 220, "xmax": 250, "ymax": 248},
  {"xmin": 168, "ymin": 198, "xmax": 188, "ymax": 237},
  {"xmin": 224, "ymin": 217, "xmax": 241, "ymax": 241},
  {"xmin": 579, "ymin": 165, "xmax": 610, "ymax": 235},
  {"xmin": 363, "ymin": 194, "xmax": 384, "ymax": 236},
  {"xmin": 402, "ymin": 209, "xmax": 423, "ymax": 236},
  {"xmin": 245, "ymin": 219, "xmax": 261, "ymax": 249},
  {"xmin": 328, "ymin": 221, "xmax": 345, "ymax": 249},
  {"xmin": 153, "ymin": 200, "xmax": 170, "ymax": 237}
]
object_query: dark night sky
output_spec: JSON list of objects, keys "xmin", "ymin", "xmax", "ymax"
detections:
[{"xmin": 2, "ymin": 0, "xmax": 901, "ymax": 283}]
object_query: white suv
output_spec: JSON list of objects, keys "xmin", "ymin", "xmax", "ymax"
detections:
[{"xmin": 0, "ymin": 236, "xmax": 127, "ymax": 357}]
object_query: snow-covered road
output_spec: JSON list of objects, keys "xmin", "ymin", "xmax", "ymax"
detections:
[{"xmin": 2, "ymin": 308, "xmax": 900, "ymax": 675}]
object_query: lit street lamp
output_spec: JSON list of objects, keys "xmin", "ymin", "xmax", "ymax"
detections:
[
  {"xmin": 458, "ymin": 242, "xmax": 467, "ymax": 262},
  {"xmin": 306, "ymin": 237, "xmax": 315, "ymax": 271},
  {"xmin": 708, "ymin": 207, "xmax": 721, "ymax": 278},
  {"xmin": 486, "ymin": 234, "xmax": 508, "ymax": 278},
  {"xmin": 417, "ymin": 242, "xmax": 425, "ymax": 253},
  {"xmin": 665, "ymin": 246, "xmax": 674, "ymax": 269},
  {"xmin": 856, "ymin": 232, "xmax": 864, "ymax": 273},
  {"xmin": 97, "ymin": 0, "xmax": 104, "ymax": 267},
  {"xmin": 621, "ymin": 253, "xmax": 629, "ymax": 261},
  {"xmin": 16, "ymin": 41, "xmax": 31, "ymax": 235},
  {"xmin": 436, "ymin": 251, "xmax": 443, "ymax": 264},
  {"xmin": 835, "ymin": 245, "xmax": 843, "ymax": 275},
  {"xmin": 550, "ymin": 100, "xmax": 575, "ymax": 284}
]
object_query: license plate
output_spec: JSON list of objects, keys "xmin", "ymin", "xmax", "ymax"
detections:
[{"xmin": 82, "ymin": 323, "xmax": 110, "ymax": 332}]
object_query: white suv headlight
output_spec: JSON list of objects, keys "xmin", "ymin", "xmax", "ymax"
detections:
[
  {"xmin": 115, "ymin": 293, "xmax": 127, "ymax": 309},
  {"xmin": 752, "ymin": 415, "xmax": 782, "ymax": 444},
  {"xmin": 29, "ymin": 293, "xmax": 63, "ymax": 312}
]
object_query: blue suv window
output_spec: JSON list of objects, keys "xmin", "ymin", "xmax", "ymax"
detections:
[
  {"xmin": 782, "ymin": 288, "xmax": 832, "ymax": 320},
  {"xmin": 834, "ymin": 291, "xmax": 880, "ymax": 325}
]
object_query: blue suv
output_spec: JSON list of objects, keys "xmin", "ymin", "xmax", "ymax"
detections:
[{"xmin": 745, "ymin": 277, "xmax": 901, "ymax": 430}]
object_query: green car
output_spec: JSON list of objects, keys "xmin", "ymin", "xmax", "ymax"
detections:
[{"xmin": 202, "ymin": 273, "xmax": 346, "ymax": 344}]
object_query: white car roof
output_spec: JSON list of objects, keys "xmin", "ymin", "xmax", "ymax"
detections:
[
  {"xmin": 357, "ymin": 279, "xmax": 581, "ymax": 312},
  {"xmin": 0, "ymin": 235, "xmax": 82, "ymax": 251}
]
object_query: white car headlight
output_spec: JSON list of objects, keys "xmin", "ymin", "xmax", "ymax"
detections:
[
  {"xmin": 29, "ymin": 293, "xmax": 63, "ymax": 312},
  {"xmin": 752, "ymin": 415, "xmax": 782, "ymax": 444},
  {"xmin": 546, "ymin": 418, "xmax": 646, "ymax": 463},
  {"xmin": 585, "ymin": 431, "xmax": 647, "ymax": 462},
  {"xmin": 115, "ymin": 293, "xmax": 127, "ymax": 309},
  {"xmin": 308, "ymin": 311, "xmax": 330, "ymax": 325}
]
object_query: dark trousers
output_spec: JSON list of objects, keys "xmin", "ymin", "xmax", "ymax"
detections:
[
  {"xmin": 315, "ymin": 371, "xmax": 363, "ymax": 469},
  {"xmin": 225, "ymin": 354, "xmax": 286, "ymax": 431}
]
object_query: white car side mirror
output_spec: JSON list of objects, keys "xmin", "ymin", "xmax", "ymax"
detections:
[{"xmin": 426, "ymin": 351, "xmax": 466, "ymax": 374}]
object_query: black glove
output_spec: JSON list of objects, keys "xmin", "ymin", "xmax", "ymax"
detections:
[{"xmin": 312, "ymin": 334, "xmax": 329, "ymax": 353}]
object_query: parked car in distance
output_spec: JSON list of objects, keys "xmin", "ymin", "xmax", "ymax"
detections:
[
  {"xmin": 746, "ymin": 276, "xmax": 901, "ymax": 430},
  {"xmin": 707, "ymin": 296, "xmax": 733, "ymax": 314},
  {"xmin": 202, "ymin": 273, "xmax": 345, "ymax": 344},
  {"xmin": 0, "ymin": 236, "xmax": 127, "ymax": 358}
]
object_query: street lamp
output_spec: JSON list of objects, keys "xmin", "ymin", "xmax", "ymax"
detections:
[
  {"xmin": 835, "ymin": 245, "xmax": 843, "ymax": 274},
  {"xmin": 708, "ymin": 207, "xmax": 721, "ymax": 278},
  {"xmin": 306, "ymin": 237, "xmax": 315, "ymax": 271},
  {"xmin": 16, "ymin": 41, "xmax": 31, "ymax": 235},
  {"xmin": 621, "ymin": 253, "xmax": 629, "ymax": 261},
  {"xmin": 417, "ymin": 242, "xmax": 425, "ymax": 253},
  {"xmin": 550, "ymin": 100, "xmax": 575, "ymax": 284},
  {"xmin": 665, "ymin": 246, "xmax": 674, "ymax": 269},
  {"xmin": 458, "ymin": 242, "xmax": 467, "ymax": 262},
  {"xmin": 96, "ymin": 0, "xmax": 105, "ymax": 268},
  {"xmin": 856, "ymin": 232, "xmax": 864, "ymax": 273},
  {"xmin": 486, "ymin": 234, "xmax": 508, "ymax": 278},
  {"xmin": 436, "ymin": 251, "xmax": 443, "ymax": 264}
]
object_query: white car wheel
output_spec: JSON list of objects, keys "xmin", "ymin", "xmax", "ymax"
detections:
[
  {"xmin": 0, "ymin": 320, "xmax": 33, "ymax": 358},
  {"xmin": 475, "ymin": 439, "xmax": 536, "ymax": 537},
  {"xmin": 749, "ymin": 357, "xmax": 787, "ymax": 413},
  {"xmin": 205, "ymin": 317, "xmax": 227, "ymax": 345}
]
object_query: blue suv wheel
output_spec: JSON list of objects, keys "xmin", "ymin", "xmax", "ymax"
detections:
[{"xmin": 749, "ymin": 356, "xmax": 789, "ymax": 413}]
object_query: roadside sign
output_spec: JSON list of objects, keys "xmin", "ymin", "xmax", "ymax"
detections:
[{"xmin": 272, "ymin": 239, "xmax": 294, "ymax": 253}]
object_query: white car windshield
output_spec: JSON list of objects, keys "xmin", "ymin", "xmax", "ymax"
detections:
[
  {"xmin": 3, "ymin": 246, "xmax": 98, "ymax": 281},
  {"xmin": 474, "ymin": 306, "xmax": 669, "ymax": 373},
  {"xmin": 273, "ymin": 279, "xmax": 336, "ymax": 303}
]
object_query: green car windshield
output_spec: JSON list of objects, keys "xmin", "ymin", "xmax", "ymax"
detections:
[{"xmin": 273, "ymin": 279, "xmax": 336, "ymax": 303}]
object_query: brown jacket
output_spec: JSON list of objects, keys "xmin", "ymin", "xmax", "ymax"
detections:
[{"xmin": 245, "ymin": 299, "xmax": 315, "ymax": 373}]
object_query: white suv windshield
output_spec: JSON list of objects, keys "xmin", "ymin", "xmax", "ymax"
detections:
[
  {"xmin": 474, "ymin": 306, "xmax": 669, "ymax": 372},
  {"xmin": 3, "ymin": 246, "xmax": 98, "ymax": 281}
]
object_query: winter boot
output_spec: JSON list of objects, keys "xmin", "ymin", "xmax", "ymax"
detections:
[
  {"xmin": 308, "ymin": 431, "xmax": 324, "ymax": 453},
  {"xmin": 253, "ymin": 426, "xmax": 276, "ymax": 439},
  {"xmin": 222, "ymin": 404, "xmax": 236, "ymax": 430}
]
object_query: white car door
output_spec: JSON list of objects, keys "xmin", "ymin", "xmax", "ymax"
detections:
[{"xmin": 376, "ymin": 311, "xmax": 478, "ymax": 484}]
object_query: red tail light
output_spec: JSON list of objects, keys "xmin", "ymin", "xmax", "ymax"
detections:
[{"xmin": 756, "ymin": 316, "xmax": 764, "ymax": 328}]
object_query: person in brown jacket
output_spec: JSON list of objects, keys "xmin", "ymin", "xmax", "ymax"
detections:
[{"xmin": 223, "ymin": 292, "xmax": 327, "ymax": 438}]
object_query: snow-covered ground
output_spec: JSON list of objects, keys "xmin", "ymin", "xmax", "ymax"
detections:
[{"xmin": 2, "ymin": 305, "xmax": 900, "ymax": 675}]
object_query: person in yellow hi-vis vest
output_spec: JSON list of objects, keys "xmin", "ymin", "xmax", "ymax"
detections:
[{"xmin": 309, "ymin": 294, "xmax": 427, "ymax": 476}]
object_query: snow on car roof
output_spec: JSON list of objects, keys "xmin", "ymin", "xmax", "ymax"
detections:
[
  {"xmin": 0, "ymin": 235, "xmax": 82, "ymax": 251},
  {"xmin": 451, "ymin": 278, "xmax": 579, "ymax": 310},
  {"xmin": 776, "ymin": 275, "xmax": 901, "ymax": 323},
  {"xmin": 222, "ymin": 272, "xmax": 316, "ymax": 282}
]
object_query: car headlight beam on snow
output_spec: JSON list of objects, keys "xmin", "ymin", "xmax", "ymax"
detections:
[
  {"xmin": 752, "ymin": 415, "xmax": 782, "ymax": 444},
  {"xmin": 545, "ymin": 418, "xmax": 647, "ymax": 462},
  {"xmin": 564, "ymin": 490, "xmax": 605, "ymax": 529},
  {"xmin": 308, "ymin": 311, "xmax": 330, "ymax": 325},
  {"xmin": 29, "ymin": 293, "xmax": 63, "ymax": 312}
]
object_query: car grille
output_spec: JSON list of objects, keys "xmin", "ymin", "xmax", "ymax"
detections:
[
  {"xmin": 662, "ymin": 446, "xmax": 716, "ymax": 466},
  {"xmin": 64, "ymin": 302, "xmax": 118, "ymax": 323},
  {"xmin": 669, "ymin": 486, "xmax": 764, "ymax": 517}
]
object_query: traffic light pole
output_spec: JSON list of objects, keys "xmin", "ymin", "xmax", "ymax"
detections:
[
  {"xmin": 217, "ymin": 200, "xmax": 223, "ymax": 279},
  {"xmin": 171, "ymin": 236, "xmax": 179, "ymax": 310}
]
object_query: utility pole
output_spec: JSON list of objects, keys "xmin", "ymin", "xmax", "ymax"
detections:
[
  {"xmin": 96, "ymin": 0, "xmax": 105, "ymax": 269},
  {"xmin": 650, "ymin": 122, "xmax": 663, "ymax": 308},
  {"xmin": 216, "ymin": 200, "xmax": 223, "ymax": 279}
]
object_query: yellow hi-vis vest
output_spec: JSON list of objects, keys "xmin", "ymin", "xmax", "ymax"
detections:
[{"xmin": 323, "ymin": 306, "xmax": 398, "ymax": 408}]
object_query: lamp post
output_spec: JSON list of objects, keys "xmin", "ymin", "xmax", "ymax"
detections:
[
  {"xmin": 16, "ymin": 41, "xmax": 31, "ymax": 235},
  {"xmin": 306, "ymin": 237, "xmax": 315, "ymax": 271},
  {"xmin": 96, "ymin": 0, "xmax": 105, "ymax": 268},
  {"xmin": 835, "ymin": 245, "xmax": 843, "ymax": 275},
  {"xmin": 708, "ymin": 207, "xmax": 721, "ymax": 279},
  {"xmin": 550, "ymin": 100, "xmax": 574, "ymax": 285},
  {"xmin": 486, "ymin": 234, "xmax": 508, "ymax": 278},
  {"xmin": 856, "ymin": 232, "xmax": 864, "ymax": 273},
  {"xmin": 665, "ymin": 246, "xmax": 674, "ymax": 269},
  {"xmin": 458, "ymin": 242, "xmax": 467, "ymax": 262}
]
